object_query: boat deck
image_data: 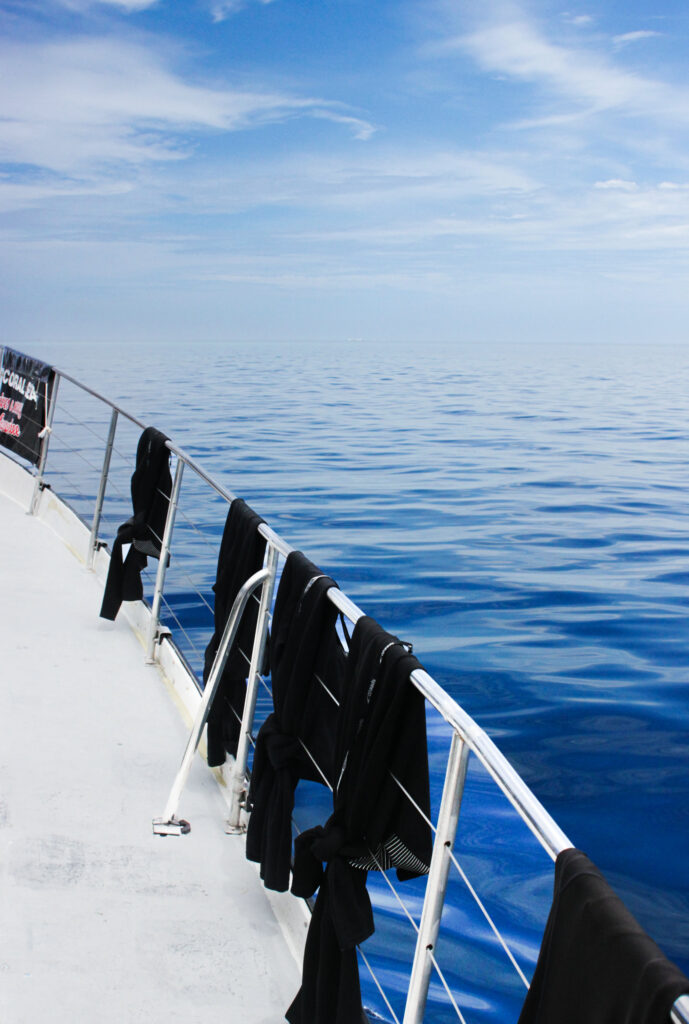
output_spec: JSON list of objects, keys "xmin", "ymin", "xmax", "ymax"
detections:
[{"xmin": 0, "ymin": 465, "xmax": 300, "ymax": 1023}]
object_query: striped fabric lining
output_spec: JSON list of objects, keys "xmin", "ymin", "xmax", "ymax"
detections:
[{"xmin": 349, "ymin": 833, "xmax": 430, "ymax": 876}]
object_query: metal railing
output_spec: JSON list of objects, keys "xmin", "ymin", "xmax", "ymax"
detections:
[{"xmin": 7, "ymin": 351, "xmax": 688, "ymax": 1024}]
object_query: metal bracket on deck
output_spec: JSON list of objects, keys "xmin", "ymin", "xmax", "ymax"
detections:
[
  {"xmin": 27, "ymin": 480, "xmax": 52, "ymax": 516},
  {"xmin": 152, "ymin": 816, "xmax": 191, "ymax": 836},
  {"xmin": 155, "ymin": 626, "xmax": 172, "ymax": 646},
  {"xmin": 225, "ymin": 784, "xmax": 249, "ymax": 835}
]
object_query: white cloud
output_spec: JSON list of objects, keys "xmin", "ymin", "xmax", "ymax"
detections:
[
  {"xmin": 152, "ymin": 149, "xmax": 538, "ymax": 221},
  {"xmin": 440, "ymin": 12, "xmax": 689, "ymax": 126},
  {"xmin": 0, "ymin": 35, "xmax": 373, "ymax": 175},
  {"xmin": 613, "ymin": 30, "xmax": 661, "ymax": 49},
  {"xmin": 275, "ymin": 171, "xmax": 689, "ymax": 259},
  {"xmin": 311, "ymin": 110, "xmax": 377, "ymax": 141},
  {"xmin": 94, "ymin": 0, "xmax": 158, "ymax": 8},
  {"xmin": 0, "ymin": 177, "xmax": 133, "ymax": 214},
  {"xmin": 458, "ymin": 21, "xmax": 649, "ymax": 110},
  {"xmin": 211, "ymin": 0, "xmax": 241, "ymax": 16},
  {"xmin": 562, "ymin": 13, "xmax": 594, "ymax": 28},
  {"xmin": 58, "ymin": 0, "xmax": 160, "ymax": 11},
  {"xmin": 210, "ymin": 0, "xmax": 275, "ymax": 22},
  {"xmin": 595, "ymin": 179, "xmax": 637, "ymax": 191}
]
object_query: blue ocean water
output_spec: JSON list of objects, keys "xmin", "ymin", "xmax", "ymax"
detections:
[{"xmin": 33, "ymin": 339, "xmax": 689, "ymax": 1019}]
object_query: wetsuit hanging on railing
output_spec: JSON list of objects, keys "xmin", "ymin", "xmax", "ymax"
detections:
[
  {"xmin": 287, "ymin": 615, "xmax": 433, "ymax": 1024},
  {"xmin": 246, "ymin": 550, "xmax": 346, "ymax": 892},
  {"xmin": 100, "ymin": 426, "xmax": 171, "ymax": 621},
  {"xmin": 204, "ymin": 498, "xmax": 267, "ymax": 765},
  {"xmin": 518, "ymin": 848, "xmax": 689, "ymax": 1024}
]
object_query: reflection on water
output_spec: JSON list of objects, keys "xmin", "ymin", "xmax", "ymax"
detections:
[{"xmin": 38, "ymin": 338, "xmax": 689, "ymax": 1020}]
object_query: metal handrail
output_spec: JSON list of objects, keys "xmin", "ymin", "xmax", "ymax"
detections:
[
  {"xmin": 19, "ymin": 358, "xmax": 688, "ymax": 1024},
  {"xmin": 165, "ymin": 438, "xmax": 296, "ymax": 559},
  {"xmin": 152, "ymin": 566, "xmax": 271, "ymax": 835},
  {"xmin": 310, "ymin": 586, "xmax": 571, "ymax": 861},
  {"xmin": 412, "ymin": 668, "xmax": 571, "ymax": 860},
  {"xmin": 55, "ymin": 368, "xmax": 148, "ymax": 431}
]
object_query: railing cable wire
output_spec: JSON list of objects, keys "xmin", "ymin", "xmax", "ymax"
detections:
[
  {"xmin": 427, "ymin": 950, "xmax": 468, "ymax": 1024},
  {"xmin": 358, "ymin": 946, "xmax": 402, "ymax": 1024},
  {"xmin": 446, "ymin": 847, "xmax": 529, "ymax": 989},
  {"xmin": 314, "ymin": 672, "xmax": 340, "ymax": 707}
]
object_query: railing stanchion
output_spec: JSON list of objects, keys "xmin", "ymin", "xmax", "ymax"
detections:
[
  {"xmin": 152, "ymin": 567, "xmax": 270, "ymax": 835},
  {"xmin": 226, "ymin": 543, "xmax": 279, "ymax": 834},
  {"xmin": 403, "ymin": 732, "xmax": 470, "ymax": 1024},
  {"xmin": 672, "ymin": 995, "xmax": 689, "ymax": 1024},
  {"xmin": 87, "ymin": 407, "xmax": 118, "ymax": 570},
  {"xmin": 29, "ymin": 373, "xmax": 60, "ymax": 516},
  {"xmin": 146, "ymin": 456, "xmax": 184, "ymax": 664}
]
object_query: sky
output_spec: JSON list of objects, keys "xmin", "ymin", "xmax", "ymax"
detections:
[{"xmin": 3, "ymin": 0, "xmax": 689, "ymax": 346}]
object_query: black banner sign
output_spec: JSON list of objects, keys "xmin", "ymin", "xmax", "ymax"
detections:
[{"xmin": 0, "ymin": 348, "xmax": 56, "ymax": 466}]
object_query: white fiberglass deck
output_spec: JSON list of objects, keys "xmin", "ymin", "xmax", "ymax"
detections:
[{"xmin": 0, "ymin": 461, "xmax": 301, "ymax": 1023}]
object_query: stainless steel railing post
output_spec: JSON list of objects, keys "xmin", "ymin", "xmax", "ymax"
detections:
[
  {"xmin": 672, "ymin": 995, "xmax": 689, "ymax": 1024},
  {"xmin": 152, "ymin": 567, "xmax": 270, "ymax": 834},
  {"xmin": 226, "ymin": 542, "xmax": 279, "ymax": 834},
  {"xmin": 28, "ymin": 373, "xmax": 60, "ymax": 516},
  {"xmin": 403, "ymin": 732, "xmax": 471, "ymax": 1024},
  {"xmin": 145, "ymin": 456, "xmax": 184, "ymax": 664},
  {"xmin": 87, "ymin": 407, "xmax": 118, "ymax": 570}
]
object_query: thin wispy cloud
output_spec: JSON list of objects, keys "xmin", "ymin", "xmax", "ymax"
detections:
[
  {"xmin": 435, "ymin": 7, "xmax": 688, "ymax": 129},
  {"xmin": 141, "ymin": 148, "xmax": 537, "ymax": 223},
  {"xmin": 0, "ymin": 141, "xmax": 536, "ymax": 224},
  {"xmin": 595, "ymin": 179, "xmax": 638, "ymax": 191},
  {"xmin": 0, "ymin": 35, "xmax": 374, "ymax": 176},
  {"xmin": 0, "ymin": 177, "xmax": 133, "ymax": 214},
  {"xmin": 311, "ymin": 110, "xmax": 377, "ymax": 141},
  {"xmin": 286, "ymin": 177, "xmax": 689, "ymax": 257},
  {"xmin": 57, "ymin": 0, "xmax": 160, "ymax": 11},
  {"xmin": 210, "ymin": 0, "xmax": 275, "ymax": 22},
  {"xmin": 562, "ymin": 13, "xmax": 594, "ymax": 28},
  {"xmin": 612, "ymin": 30, "xmax": 661, "ymax": 49},
  {"xmin": 456, "ymin": 21, "xmax": 655, "ymax": 113}
]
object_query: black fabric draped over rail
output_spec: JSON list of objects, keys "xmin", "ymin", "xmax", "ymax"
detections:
[
  {"xmin": 287, "ymin": 614, "xmax": 433, "ymax": 1024},
  {"xmin": 246, "ymin": 551, "xmax": 346, "ymax": 892},
  {"xmin": 518, "ymin": 848, "xmax": 689, "ymax": 1024},
  {"xmin": 204, "ymin": 498, "xmax": 267, "ymax": 767},
  {"xmin": 100, "ymin": 427, "xmax": 172, "ymax": 622}
]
